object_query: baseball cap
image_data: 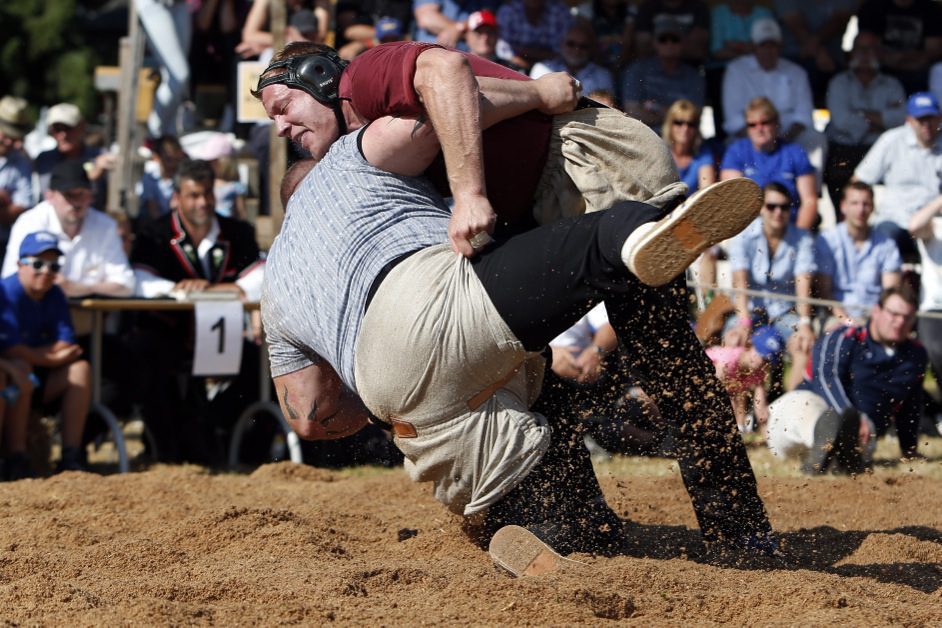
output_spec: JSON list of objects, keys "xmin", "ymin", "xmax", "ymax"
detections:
[
  {"xmin": 467, "ymin": 9, "xmax": 497, "ymax": 32},
  {"xmin": 19, "ymin": 231, "xmax": 63, "ymax": 259},
  {"xmin": 751, "ymin": 18, "xmax": 782, "ymax": 45},
  {"xmin": 47, "ymin": 102, "xmax": 83, "ymax": 128},
  {"xmin": 289, "ymin": 9, "xmax": 319, "ymax": 36},
  {"xmin": 751, "ymin": 326, "xmax": 784, "ymax": 364},
  {"xmin": 654, "ymin": 16, "xmax": 685, "ymax": 38},
  {"xmin": 49, "ymin": 159, "xmax": 92, "ymax": 192},
  {"xmin": 907, "ymin": 92, "xmax": 941, "ymax": 118},
  {"xmin": 0, "ymin": 96, "xmax": 30, "ymax": 139},
  {"xmin": 375, "ymin": 16, "xmax": 403, "ymax": 40}
]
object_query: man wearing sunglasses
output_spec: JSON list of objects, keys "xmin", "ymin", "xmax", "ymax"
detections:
[
  {"xmin": 529, "ymin": 22, "xmax": 614, "ymax": 99},
  {"xmin": 1, "ymin": 160, "xmax": 134, "ymax": 299},
  {"xmin": 0, "ymin": 231, "xmax": 91, "ymax": 474},
  {"xmin": 622, "ymin": 16, "xmax": 705, "ymax": 129}
]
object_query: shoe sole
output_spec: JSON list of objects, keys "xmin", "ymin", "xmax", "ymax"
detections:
[
  {"xmin": 629, "ymin": 178, "xmax": 763, "ymax": 287},
  {"xmin": 488, "ymin": 525, "xmax": 584, "ymax": 577}
]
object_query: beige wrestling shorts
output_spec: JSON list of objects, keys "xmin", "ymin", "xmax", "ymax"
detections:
[
  {"xmin": 354, "ymin": 244, "xmax": 550, "ymax": 516},
  {"xmin": 533, "ymin": 107, "xmax": 688, "ymax": 224}
]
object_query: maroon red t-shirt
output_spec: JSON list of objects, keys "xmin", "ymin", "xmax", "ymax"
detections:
[{"xmin": 340, "ymin": 42, "xmax": 553, "ymax": 233}]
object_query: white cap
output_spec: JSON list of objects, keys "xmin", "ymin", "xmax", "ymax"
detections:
[
  {"xmin": 47, "ymin": 102, "xmax": 83, "ymax": 128},
  {"xmin": 751, "ymin": 18, "xmax": 782, "ymax": 45}
]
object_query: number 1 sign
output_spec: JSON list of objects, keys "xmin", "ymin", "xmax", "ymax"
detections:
[{"xmin": 193, "ymin": 301, "xmax": 244, "ymax": 376}]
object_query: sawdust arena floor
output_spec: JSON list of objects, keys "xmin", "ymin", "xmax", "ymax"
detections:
[{"xmin": 1, "ymin": 439, "xmax": 941, "ymax": 625}]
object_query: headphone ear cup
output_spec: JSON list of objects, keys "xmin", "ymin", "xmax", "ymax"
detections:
[{"xmin": 295, "ymin": 54, "xmax": 342, "ymax": 102}]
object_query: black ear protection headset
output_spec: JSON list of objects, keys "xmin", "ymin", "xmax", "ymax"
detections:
[{"xmin": 255, "ymin": 49, "xmax": 350, "ymax": 136}]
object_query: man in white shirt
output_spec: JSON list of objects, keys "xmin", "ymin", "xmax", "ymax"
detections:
[
  {"xmin": 1, "ymin": 160, "xmax": 134, "ymax": 298},
  {"xmin": 721, "ymin": 17, "xmax": 827, "ymax": 187}
]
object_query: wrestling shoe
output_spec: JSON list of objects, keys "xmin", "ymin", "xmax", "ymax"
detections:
[
  {"xmin": 488, "ymin": 525, "xmax": 586, "ymax": 577},
  {"xmin": 622, "ymin": 177, "xmax": 763, "ymax": 286}
]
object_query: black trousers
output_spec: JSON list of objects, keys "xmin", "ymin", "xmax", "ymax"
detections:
[{"xmin": 472, "ymin": 201, "xmax": 772, "ymax": 544}]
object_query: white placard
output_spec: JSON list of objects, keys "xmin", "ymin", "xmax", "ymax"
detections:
[{"xmin": 193, "ymin": 301, "xmax": 244, "ymax": 376}]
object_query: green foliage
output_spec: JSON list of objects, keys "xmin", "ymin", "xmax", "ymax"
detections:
[{"xmin": 0, "ymin": 0, "xmax": 109, "ymax": 121}]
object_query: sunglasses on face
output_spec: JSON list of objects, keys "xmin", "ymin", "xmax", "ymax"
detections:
[
  {"xmin": 50, "ymin": 124, "xmax": 75, "ymax": 134},
  {"xmin": 672, "ymin": 119, "xmax": 698, "ymax": 128},
  {"xmin": 764, "ymin": 202, "xmax": 790, "ymax": 212},
  {"xmin": 20, "ymin": 257, "xmax": 62, "ymax": 273},
  {"xmin": 747, "ymin": 119, "xmax": 775, "ymax": 128}
]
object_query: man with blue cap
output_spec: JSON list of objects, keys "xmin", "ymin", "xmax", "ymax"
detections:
[
  {"xmin": 1, "ymin": 230, "xmax": 91, "ymax": 474},
  {"xmin": 854, "ymin": 91, "xmax": 942, "ymax": 261}
]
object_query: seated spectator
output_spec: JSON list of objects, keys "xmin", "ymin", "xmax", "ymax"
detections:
[
  {"xmin": 721, "ymin": 18, "xmax": 828, "ymax": 187},
  {"xmin": 590, "ymin": 0, "xmax": 632, "ymax": 70},
  {"xmin": 706, "ymin": 0, "xmax": 773, "ymax": 138},
  {"xmin": 197, "ymin": 134, "xmax": 246, "ymax": 221},
  {"xmin": 547, "ymin": 303, "xmax": 664, "ymax": 457},
  {"xmin": 856, "ymin": 0, "xmax": 942, "ymax": 95},
  {"xmin": 413, "ymin": 0, "xmax": 499, "ymax": 49},
  {"xmin": 816, "ymin": 181, "xmax": 902, "ymax": 326},
  {"xmin": 662, "ymin": 99, "xmax": 716, "ymax": 198},
  {"xmin": 1, "ymin": 160, "xmax": 134, "ymax": 299},
  {"xmin": 463, "ymin": 10, "xmax": 524, "ymax": 72},
  {"xmin": 720, "ymin": 97, "xmax": 818, "ymax": 229},
  {"xmin": 768, "ymin": 285, "xmax": 927, "ymax": 472},
  {"xmin": 906, "ymin": 187, "xmax": 942, "ymax": 391},
  {"xmin": 129, "ymin": 159, "xmax": 264, "ymax": 464},
  {"xmin": 34, "ymin": 103, "xmax": 115, "ymax": 209},
  {"xmin": 495, "ymin": 0, "xmax": 572, "ymax": 71},
  {"xmin": 238, "ymin": 0, "xmax": 330, "ymax": 59},
  {"xmin": 140, "ymin": 135, "xmax": 187, "ymax": 221},
  {"xmin": 853, "ymin": 92, "xmax": 942, "ymax": 262},
  {"xmin": 338, "ymin": 14, "xmax": 408, "ymax": 60},
  {"xmin": 621, "ymin": 17, "xmax": 705, "ymax": 129},
  {"xmin": 773, "ymin": 0, "xmax": 855, "ymax": 105},
  {"xmin": 728, "ymin": 182, "xmax": 817, "ymax": 391},
  {"xmin": 632, "ymin": 0, "xmax": 710, "ymax": 66},
  {"xmin": 530, "ymin": 20, "xmax": 614, "ymax": 97},
  {"xmin": 707, "ymin": 325, "xmax": 783, "ymax": 434},
  {"xmin": 2, "ymin": 231, "xmax": 91, "ymax": 473},
  {"xmin": 0, "ymin": 96, "xmax": 34, "ymax": 260},
  {"xmin": 824, "ymin": 32, "xmax": 906, "ymax": 209}
]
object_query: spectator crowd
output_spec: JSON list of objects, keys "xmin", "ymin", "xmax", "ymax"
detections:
[{"xmin": 1, "ymin": 0, "xmax": 941, "ymax": 479}]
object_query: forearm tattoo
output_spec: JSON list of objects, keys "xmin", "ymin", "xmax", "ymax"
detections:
[{"xmin": 283, "ymin": 386, "xmax": 299, "ymax": 422}]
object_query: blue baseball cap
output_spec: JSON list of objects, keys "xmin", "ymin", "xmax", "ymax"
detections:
[
  {"xmin": 19, "ymin": 231, "xmax": 63, "ymax": 258},
  {"xmin": 752, "ymin": 326, "xmax": 784, "ymax": 364},
  {"xmin": 907, "ymin": 92, "xmax": 940, "ymax": 118},
  {"xmin": 375, "ymin": 16, "xmax": 403, "ymax": 41}
]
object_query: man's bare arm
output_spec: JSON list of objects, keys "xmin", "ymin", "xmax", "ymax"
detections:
[
  {"xmin": 413, "ymin": 48, "xmax": 493, "ymax": 257},
  {"xmin": 274, "ymin": 362, "xmax": 369, "ymax": 440}
]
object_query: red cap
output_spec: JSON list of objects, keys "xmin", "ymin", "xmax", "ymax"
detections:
[{"xmin": 467, "ymin": 9, "xmax": 497, "ymax": 31}]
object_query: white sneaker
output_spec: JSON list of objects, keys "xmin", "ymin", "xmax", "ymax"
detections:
[
  {"xmin": 488, "ymin": 525, "xmax": 585, "ymax": 577},
  {"xmin": 622, "ymin": 178, "xmax": 763, "ymax": 287}
]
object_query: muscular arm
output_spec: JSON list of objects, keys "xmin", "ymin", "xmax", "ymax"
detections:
[
  {"xmin": 794, "ymin": 173, "xmax": 818, "ymax": 230},
  {"xmin": 274, "ymin": 363, "xmax": 369, "ymax": 440},
  {"xmin": 412, "ymin": 48, "xmax": 492, "ymax": 256},
  {"xmin": 365, "ymin": 72, "xmax": 579, "ymax": 176}
]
